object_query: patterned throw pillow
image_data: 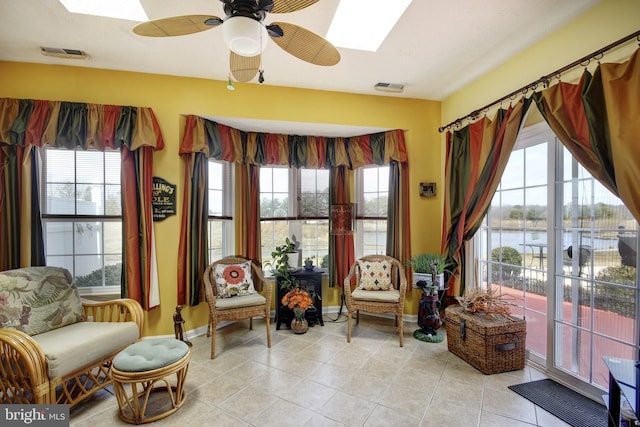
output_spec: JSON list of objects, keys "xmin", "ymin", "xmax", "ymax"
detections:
[
  {"xmin": 213, "ymin": 261, "xmax": 256, "ymax": 298},
  {"xmin": 0, "ymin": 266, "xmax": 85, "ymax": 336},
  {"xmin": 357, "ymin": 260, "xmax": 393, "ymax": 291}
]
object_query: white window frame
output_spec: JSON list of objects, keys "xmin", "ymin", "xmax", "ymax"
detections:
[
  {"xmin": 40, "ymin": 147, "xmax": 122, "ymax": 296},
  {"xmin": 260, "ymin": 166, "xmax": 329, "ymax": 273},
  {"xmin": 207, "ymin": 159, "xmax": 234, "ymax": 262},
  {"xmin": 354, "ymin": 165, "xmax": 389, "ymax": 257}
]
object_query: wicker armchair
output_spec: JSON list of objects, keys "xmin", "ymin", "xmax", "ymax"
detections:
[
  {"xmin": 343, "ymin": 255, "xmax": 408, "ymax": 346},
  {"xmin": 0, "ymin": 267, "xmax": 144, "ymax": 407},
  {"xmin": 203, "ymin": 256, "xmax": 272, "ymax": 359}
]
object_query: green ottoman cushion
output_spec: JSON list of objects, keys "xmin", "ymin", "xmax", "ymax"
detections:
[{"xmin": 113, "ymin": 338, "xmax": 189, "ymax": 372}]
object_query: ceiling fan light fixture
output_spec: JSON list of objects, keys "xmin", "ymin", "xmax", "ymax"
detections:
[{"xmin": 222, "ymin": 16, "xmax": 268, "ymax": 57}]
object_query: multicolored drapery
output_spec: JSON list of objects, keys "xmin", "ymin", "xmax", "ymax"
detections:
[
  {"xmin": 178, "ymin": 115, "xmax": 409, "ymax": 304},
  {"xmin": 387, "ymin": 160, "xmax": 412, "ymax": 282},
  {"xmin": 239, "ymin": 163, "xmax": 262, "ymax": 263},
  {"xmin": 0, "ymin": 98, "xmax": 165, "ymax": 310},
  {"xmin": 443, "ymin": 47, "xmax": 640, "ymax": 297},
  {"xmin": 176, "ymin": 152, "xmax": 208, "ymax": 306},
  {"xmin": 442, "ymin": 99, "xmax": 531, "ymax": 296},
  {"xmin": 179, "ymin": 116, "xmax": 408, "ymax": 168},
  {"xmin": 329, "ymin": 166, "xmax": 355, "ymax": 289},
  {"xmin": 533, "ymin": 48, "xmax": 640, "ymax": 223}
]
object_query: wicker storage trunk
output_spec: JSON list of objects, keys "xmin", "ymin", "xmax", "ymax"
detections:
[{"xmin": 445, "ymin": 305, "xmax": 526, "ymax": 375}]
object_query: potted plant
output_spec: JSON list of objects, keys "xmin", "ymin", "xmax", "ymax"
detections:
[
  {"xmin": 271, "ymin": 236, "xmax": 300, "ymax": 291},
  {"xmin": 271, "ymin": 237, "xmax": 299, "ymax": 271},
  {"xmin": 304, "ymin": 257, "xmax": 314, "ymax": 271},
  {"xmin": 409, "ymin": 253, "xmax": 449, "ymax": 290}
]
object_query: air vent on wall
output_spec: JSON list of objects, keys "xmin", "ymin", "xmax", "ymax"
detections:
[
  {"xmin": 40, "ymin": 47, "xmax": 87, "ymax": 59},
  {"xmin": 374, "ymin": 82, "xmax": 404, "ymax": 93}
]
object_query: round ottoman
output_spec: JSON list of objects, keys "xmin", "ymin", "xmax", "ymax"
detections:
[{"xmin": 112, "ymin": 338, "xmax": 190, "ymax": 424}]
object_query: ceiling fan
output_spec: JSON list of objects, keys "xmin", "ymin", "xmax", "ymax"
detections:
[{"xmin": 132, "ymin": 0, "xmax": 340, "ymax": 83}]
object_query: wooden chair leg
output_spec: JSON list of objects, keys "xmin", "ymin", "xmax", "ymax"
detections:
[
  {"xmin": 210, "ymin": 319, "xmax": 217, "ymax": 359},
  {"xmin": 249, "ymin": 317, "xmax": 253, "ymax": 330},
  {"xmin": 265, "ymin": 315, "xmax": 271, "ymax": 348},
  {"xmin": 347, "ymin": 310, "xmax": 352, "ymax": 343},
  {"xmin": 398, "ymin": 314, "xmax": 404, "ymax": 347},
  {"xmin": 356, "ymin": 310, "xmax": 360, "ymax": 325},
  {"xmin": 206, "ymin": 313, "xmax": 212, "ymax": 337}
]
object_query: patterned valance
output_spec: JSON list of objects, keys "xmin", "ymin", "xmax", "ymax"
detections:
[
  {"xmin": 179, "ymin": 115, "xmax": 406, "ymax": 168},
  {"xmin": 0, "ymin": 98, "xmax": 164, "ymax": 151}
]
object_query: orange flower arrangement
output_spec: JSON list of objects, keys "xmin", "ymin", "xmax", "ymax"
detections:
[{"xmin": 281, "ymin": 288, "xmax": 314, "ymax": 311}]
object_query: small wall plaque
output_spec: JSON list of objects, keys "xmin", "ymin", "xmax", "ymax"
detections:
[
  {"xmin": 152, "ymin": 177, "xmax": 176, "ymax": 221},
  {"xmin": 420, "ymin": 182, "xmax": 436, "ymax": 198}
]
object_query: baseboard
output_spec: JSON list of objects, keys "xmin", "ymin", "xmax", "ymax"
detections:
[{"xmin": 155, "ymin": 306, "xmax": 418, "ymax": 341}]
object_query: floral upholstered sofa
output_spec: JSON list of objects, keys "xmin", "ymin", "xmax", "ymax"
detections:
[{"xmin": 0, "ymin": 266, "xmax": 143, "ymax": 406}]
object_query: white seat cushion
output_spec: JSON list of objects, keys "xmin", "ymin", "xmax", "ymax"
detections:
[
  {"xmin": 351, "ymin": 288, "xmax": 400, "ymax": 303},
  {"xmin": 32, "ymin": 321, "xmax": 140, "ymax": 379},
  {"xmin": 215, "ymin": 292, "xmax": 266, "ymax": 310}
]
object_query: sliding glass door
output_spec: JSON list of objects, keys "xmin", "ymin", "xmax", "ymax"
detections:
[
  {"xmin": 478, "ymin": 124, "xmax": 551, "ymax": 366},
  {"xmin": 553, "ymin": 142, "xmax": 638, "ymax": 389},
  {"xmin": 477, "ymin": 121, "xmax": 639, "ymax": 394}
]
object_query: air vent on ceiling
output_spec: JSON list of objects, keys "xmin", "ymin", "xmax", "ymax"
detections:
[
  {"xmin": 40, "ymin": 47, "xmax": 87, "ymax": 59},
  {"xmin": 374, "ymin": 82, "xmax": 404, "ymax": 93}
]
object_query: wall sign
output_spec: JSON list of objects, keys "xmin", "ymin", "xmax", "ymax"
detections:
[{"xmin": 152, "ymin": 177, "xmax": 176, "ymax": 221}]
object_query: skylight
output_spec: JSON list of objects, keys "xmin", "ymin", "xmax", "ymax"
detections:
[
  {"xmin": 326, "ymin": 0, "xmax": 412, "ymax": 52},
  {"xmin": 59, "ymin": 0, "xmax": 148, "ymax": 21}
]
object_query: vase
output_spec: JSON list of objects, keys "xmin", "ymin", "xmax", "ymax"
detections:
[
  {"xmin": 290, "ymin": 308, "xmax": 308, "ymax": 334},
  {"xmin": 286, "ymin": 252, "xmax": 300, "ymax": 270}
]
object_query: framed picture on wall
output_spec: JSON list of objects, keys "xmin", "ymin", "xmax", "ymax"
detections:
[
  {"xmin": 330, "ymin": 204, "xmax": 355, "ymax": 235},
  {"xmin": 420, "ymin": 182, "xmax": 436, "ymax": 198}
]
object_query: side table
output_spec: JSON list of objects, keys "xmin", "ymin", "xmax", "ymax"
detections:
[
  {"xmin": 276, "ymin": 268, "xmax": 323, "ymax": 329},
  {"xmin": 603, "ymin": 356, "xmax": 640, "ymax": 427}
]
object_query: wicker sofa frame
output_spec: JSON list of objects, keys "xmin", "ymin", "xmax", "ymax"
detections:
[{"xmin": 0, "ymin": 298, "xmax": 144, "ymax": 407}]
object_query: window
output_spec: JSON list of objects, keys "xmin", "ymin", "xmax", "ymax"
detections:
[
  {"xmin": 260, "ymin": 167, "xmax": 329, "ymax": 272},
  {"xmin": 207, "ymin": 160, "xmax": 234, "ymax": 262},
  {"xmin": 477, "ymin": 122, "xmax": 639, "ymax": 392},
  {"xmin": 41, "ymin": 147, "xmax": 121, "ymax": 294},
  {"xmin": 355, "ymin": 165, "xmax": 389, "ymax": 257}
]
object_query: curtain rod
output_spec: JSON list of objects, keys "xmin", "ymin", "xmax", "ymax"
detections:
[{"xmin": 438, "ymin": 29, "xmax": 640, "ymax": 133}]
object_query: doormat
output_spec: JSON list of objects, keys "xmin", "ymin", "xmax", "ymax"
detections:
[{"xmin": 508, "ymin": 379, "xmax": 608, "ymax": 427}]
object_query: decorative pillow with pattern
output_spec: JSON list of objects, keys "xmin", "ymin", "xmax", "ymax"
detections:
[
  {"xmin": 214, "ymin": 261, "xmax": 256, "ymax": 298},
  {"xmin": 357, "ymin": 260, "xmax": 393, "ymax": 291},
  {"xmin": 0, "ymin": 266, "xmax": 85, "ymax": 336}
]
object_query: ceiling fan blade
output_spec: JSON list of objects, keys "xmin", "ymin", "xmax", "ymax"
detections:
[
  {"xmin": 230, "ymin": 52, "xmax": 260, "ymax": 82},
  {"xmin": 268, "ymin": 22, "xmax": 340, "ymax": 66},
  {"xmin": 271, "ymin": 0, "xmax": 319, "ymax": 14},
  {"xmin": 133, "ymin": 15, "xmax": 222, "ymax": 37}
]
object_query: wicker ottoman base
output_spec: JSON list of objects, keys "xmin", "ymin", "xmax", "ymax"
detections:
[
  {"xmin": 445, "ymin": 306, "xmax": 526, "ymax": 375},
  {"xmin": 112, "ymin": 339, "xmax": 191, "ymax": 424}
]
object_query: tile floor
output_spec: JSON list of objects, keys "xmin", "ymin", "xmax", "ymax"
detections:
[{"xmin": 70, "ymin": 314, "xmax": 572, "ymax": 427}]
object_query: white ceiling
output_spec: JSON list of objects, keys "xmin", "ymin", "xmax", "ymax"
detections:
[{"xmin": 1, "ymin": 0, "xmax": 601, "ymax": 102}]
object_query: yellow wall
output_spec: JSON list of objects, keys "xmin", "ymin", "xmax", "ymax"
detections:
[
  {"xmin": 0, "ymin": 62, "xmax": 442, "ymax": 335},
  {"xmin": 5, "ymin": 0, "xmax": 634, "ymax": 336},
  {"xmin": 442, "ymin": 0, "xmax": 640, "ymax": 126}
]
